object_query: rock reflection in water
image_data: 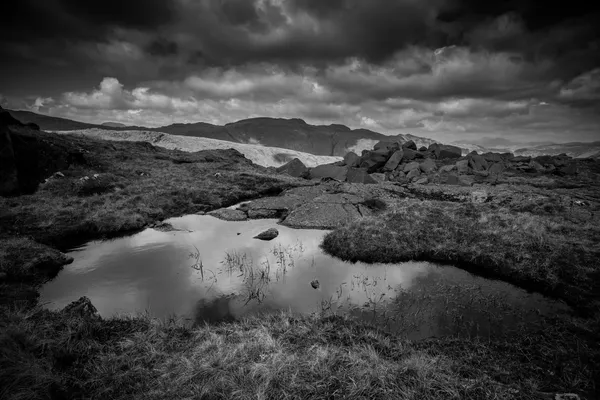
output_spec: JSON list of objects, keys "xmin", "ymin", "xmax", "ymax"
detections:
[{"xmin": 39, "ymin": 215, "xmax": 571, "ymax": 340}]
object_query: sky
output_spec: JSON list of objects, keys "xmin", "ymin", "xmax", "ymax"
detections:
[{"xmin": 1, "ymin": 0, "xmax": 599, "ymax": 146}]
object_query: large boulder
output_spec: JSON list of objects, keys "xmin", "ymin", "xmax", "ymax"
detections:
[
  {"xmin": 276, "ymin": 158, "xmax": 308, "ymax": 178},
  {"xmin": 343, "ymin": 151, "xmax": 361, "ymax": 167},
  {"xmin": 382, "ymin": 150, "xmax": 404, "ymax": 172},
  {"xmin": 483, "ymin": 153, "xmax": 503, "ymax": 163},
  {"xmin": 309, "ymin": 164, "xmax": 349, "ymax": 181},
  {"xmin": 359, "ymin": 149, "xmax": 392, "ymax": 173},
  {"xmin": 418, "ymin": 146, "xmax": 428, "ymax": 152},
  {"xmin": 346, "ymin": 168, "xmax": 378, "ymax": 184},
  {"xmin": 402, "ymin": 140, "xmax": 417, "ymax": 151},
  {"xmin": 419, "ymin": 158, "xmax": 436, "ymax": 173},
  {"xmin": 374, "ymin": 141, "xmax": 401, "ymax": 152},
  {"xmin": 435, "ymin": 144, "xmax": 462, "ymax": 159},
  {"xmin": 468, "ymin": 154, "xmax": 489, "ymax": 171},
  {"xmin": 488, "ymin": 162, "xmax": 505, "ymax": 175}
]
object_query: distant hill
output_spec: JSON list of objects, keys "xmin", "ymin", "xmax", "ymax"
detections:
[
  {"xmin": 101, "ymin": 122, "xmax": 127, "ymax": 128},
  {"xmin": 7, "ymin": 109, "xmax": 599, "ymax": 159}
]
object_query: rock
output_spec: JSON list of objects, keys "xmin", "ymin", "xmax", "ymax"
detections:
[
  {"xmin": 436, "ymin": 144, "xmax": 462, "ymax": 159},
  {"xmin": 63, "ymin": 296, "xmax": 100, "ymax": 320},
  {"xmin": 483, "ymin": 152, "xmax": 503, "ymax": 163},
  {"xmin": 382, "ymin": 150, "xmax": 404, "ymax": 172},
  {"xmin": 440, "ymin": 164, "xmax": 456, "ymax": 173},
  {"xmin": 309, "ymin": 164, "xmax": 349, "ymax": 181},
  {"xmin": 472, "ymin": 170, "xmax": 490, "ymax": 177},
  {"xmin": 254, "ymin": 228, "xmax": 279, "ymax": 241},
  {"xmin": 419, "ymin": 158, "xmax": 436, "ymax": 173},
  {"xmin": 418, "ymin": 146, "xmax": 428, "ymax": 152},
  {"xmin": 403, "ymin": 161, "xmax": 420, "ymax": 172},
  {"xmin": 458, "ymin": 175, "xmax": 475, "ymax": 186},
  {"xmin": 406, "ymin": 168, "xmax": 421, "ymax": 181},
  {"xmin": 359, "ymin": 149, "xmax": 392, "ymax": 173},
  {"xmin": 554, "ymin": 394, "xmax": 580, "ymax": 400},
  {"xmin": 343, "ymin": 152, "xmax": 361, "ymax": 167},
  {"xmin": 208, "ymin": 208, "xmax": 248, "ymax": 221},
  {"xmin": 374, "ymin": 141, "xmax": 401, "ymax": 152},
  {"xmin": 151, "ymin": 222, "xmax": 178, "ymax": 232},
  {"xmin": 445, "ymin": 174, "xmax": 459, "ymax": 185},
  {"xmin": 248, "ymin": 209, "xmax": 281, "ymax": 219},
  {"xmin": 402, "ymin": 140, "xmax": 417, "ymax": 150},
  {"xmin": 346, "ymin": 168, "xmax": 379, "ymax": 184},
  {"xmin": 276, "ymin": 158, "xmax": 308, "ymax": 178},
  {"xmin": 512, "ymin": 156, "xmax": 531, "ymax": 163},
  {"xmin": 468, "ymin": 150, "xmax": 478, "ymax": 156},
  {"xmin": 369, "ymin": 173, "xmax": 385, "ymax": 182},
  {"xmin": 456, "ymin": 159, "xmax": 470, "ymax": 174},
  {"xmin": 283, "ymin": 202, "xmax": 365, "ymax": 229},
  {"xmin": 311, "ymin": 279, "xmax": 320, "ymax": 289},
  {"xmin": 471, "ymin": 190, "xmax": 489, "ymax": 204},
  {"xmin": 468, "ymin": 154, "xmax": 489, "ymax": 171},
  {"xmin": 401, "ymin": 148, "xmax": 419, "ymax": 161},
  {"xmin": 488, "ymin": 162, "xmax": 505, "ymax": 175},
  {"xmin": 529, "ymin": 160, "xmax": 544, "ymax": 171},
  {"xmin": 415, "ymin": 177, "xmax": 428, "ymax": 185},
  {"xmin": 558, "ymin": 163, "xmax": 578, "ymax": 175}
]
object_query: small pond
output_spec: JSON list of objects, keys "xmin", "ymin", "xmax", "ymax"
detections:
[{"xmin": 40, "ymin": 214, "xmax": 571, "ymax": 340}]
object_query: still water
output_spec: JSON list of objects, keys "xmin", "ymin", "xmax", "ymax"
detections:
[{"xmin": 40, "ymin": 215, "xmax": 571, "ymax": 340}]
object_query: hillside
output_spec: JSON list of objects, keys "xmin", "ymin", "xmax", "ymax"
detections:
[
  {"xmin": 8, "ymin": 109, "xmax": 599, "ymax": 159},
  {"xmin": 55, "ymin": 128, "xmax": 341, "ymax": 168}
]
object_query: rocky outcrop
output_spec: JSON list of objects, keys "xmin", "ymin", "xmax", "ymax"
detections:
[
  {"xmin": 63, "ymin": 296, "xmax": 100, "ymax": 320},
  {"xmin": 208, "ymin": 209, "xmax": 248, "ymax": 221},
  {"xmin": 429, "ymin": 143, "xmax": 462, "ymax": 159}
]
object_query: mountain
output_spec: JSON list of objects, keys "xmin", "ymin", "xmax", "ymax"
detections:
[
  {"xmin": 513, "ymin": 142, "xmax": 600, "ymax": 159},
  {"xmin": 8, "ymin": 110, "xmax": 101, "ymax": 131},
  {"xmin": 7, "ymin": 109, "xmax": 599, "ymax": 159},
  {"xmin": 58, "ymin": 128, "xmax": 341, "ymax": 168},
  {"xmin": 101, "ymin": 122, "xmax": 127, "ymax": 128}
]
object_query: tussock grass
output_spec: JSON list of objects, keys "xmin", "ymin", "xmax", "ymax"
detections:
[
  {"xmin": 3, "ymin": 305, "xmax": 597, "ymax": 400},
  {"xmin": 322, "ymin": 201, "xmax": 600, "ymax": 315}
]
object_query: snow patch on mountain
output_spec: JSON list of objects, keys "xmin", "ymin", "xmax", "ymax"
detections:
[{"xmin": 53, "ymin": 128, "xmax": 342, "ymax": 167}]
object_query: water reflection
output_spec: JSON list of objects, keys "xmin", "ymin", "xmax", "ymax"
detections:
[{"xmin": 39, "ymin": 215, "xmax": 571, "ymax": 340}]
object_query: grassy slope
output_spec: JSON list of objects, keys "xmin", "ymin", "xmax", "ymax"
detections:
[{"xmin": 1, "ymin": 131, "xmax": 599, "ymax": 399}]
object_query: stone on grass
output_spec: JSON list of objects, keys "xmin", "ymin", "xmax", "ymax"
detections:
[
  {"xmin": 415, "ymin": 177, "xmax": 429, "ymax": 185},
  {"xmin": 440, "ymin": 164, "xmax": 456, "ymax": 173},
  {"xmin": 63, "ymin": 296, "xmax": 100, "ymax": 320},
  {"xmin": 254, "ymin": 228, "xmax": 279, "ymax": 241}
]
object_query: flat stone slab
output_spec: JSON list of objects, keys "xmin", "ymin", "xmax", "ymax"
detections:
[
  {"xmin": 208, "ymin": 209, "xmax": 248, "ymax": 221},
  {"xmin": 282, "ymin": 202, "xmax": 363, "ymax": 229},
  {"xmin": 254, "ymin": 228, "xmax": 279, "ymax": 241}
]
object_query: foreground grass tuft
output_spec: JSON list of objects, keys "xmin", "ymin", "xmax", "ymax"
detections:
[{"xmin": 322, "ymin": 201, "xmax": 600, "ymax": 315}]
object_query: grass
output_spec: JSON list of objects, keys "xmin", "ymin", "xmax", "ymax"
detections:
[
  {"xmin": 1, "ymin": 128, "xmax": 600, "ymax": 399},
  {"xmin": 321, "ymin": 200, "xmax": 600, "ymax": 315},
  {"xmin": 2, "ymin": 304, "xmax": 598, "ymax": 400}
]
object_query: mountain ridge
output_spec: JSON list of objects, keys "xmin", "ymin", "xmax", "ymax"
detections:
[{"xmin": 7, "ymin": 109, "xmax": 599, "ymax": 159}]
